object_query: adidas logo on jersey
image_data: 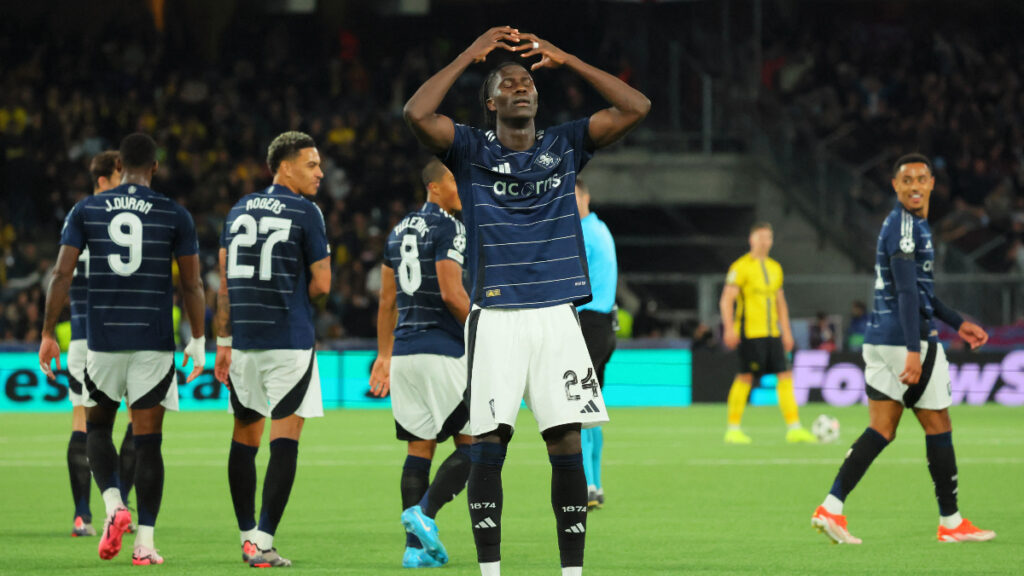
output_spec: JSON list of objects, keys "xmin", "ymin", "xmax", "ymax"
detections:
[
  {"xmin": 564, "ymin": 523, "xmax": 585, "ymax": 534},
  {"xmin": 491, "ymin": 162, "xmax": 511, "ymax": 174},
  {"xmin": 580, "ymin": 400, "xmax": 600, "ymax": 414},
  {"xmin": 474, "ymin": 517, "xmax": 497, "ymax": 529}
]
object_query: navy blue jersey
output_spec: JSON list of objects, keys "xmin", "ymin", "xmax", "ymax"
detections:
[
  {"xmin": 442, "ymin": 119, "xmax": 594, "ymax": 309},
  {"xmin": 220, "ymin": 185, "xmax": 330, "ymax": 350},
  {"xmin": 384, "ymin": 202, "xmax": 466, "ymax": 358},
  {"xmin": 60, "ymin": 184, "xmax": 198, "ymax": 352},
  {"xmin": 69, "ymin": 232, "xmax": 89, "ymax": 341},
  {"xmin": 865, "ymin": 203, "xmax": 937, "ymax": 347}
]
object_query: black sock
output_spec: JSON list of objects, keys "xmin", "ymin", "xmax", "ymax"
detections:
[
  {"xmin": 829, "ymin": 427, "xmax": 889, "ymax": 501},
  {"xmin": 86, "ymin": 421, "xmax": 119, "ymax": 494},
  {"xmin": 421, "ymin": 444, "xmax": 471, "ymax": 519},
  {"xmin": 68, "ymin": 431, "xmax": 92, "ymax": 522},
  {"xmin": 258, "ymin": 438, "xmax": 298, "ymax": 536},
  {"xmin": 402, "ymin": 455, "xmax": 431, "ymax": 548},
  {"xmin": 133, "ymin": 433, "xmax": 164, "ymax": 527},
  {"xmin": 468, "ymin": 442, "xmax": 506, "ymax": 564},
  {"xmin": 550, "ymin": 453, "xmax": 587, "ymax": 568},
  {"xmin": 926, "ymin": 432, "xmax": 959, "ymax": 516},
  {"xmin": 119, "ymin": 423, "xmax": 136, "ymax": 505},
  {"xmin": 229, "ymin": 441, "xmax": 259, "ymax": 532}
]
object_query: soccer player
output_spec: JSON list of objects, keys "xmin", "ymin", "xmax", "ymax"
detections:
[
  {"xmin": 369, "ymin": 158, "xmax": 473, "ymax": 568},
  {"xmin": 404, "ymin": 26, "xmax": 649, "ymax": 576},
  {"xmin": 64, "ymin": 151, "xmax": 137, "ymax": 538},
  {"xmin": 811, "ymin": 153, "xmax": 996, "ymax": 544},
  {"xmin": 574, "ymin": 178, "xmax": 617, "ymax": 510},
  {"xmin": 719, "ymin": 222, "xmax": 816, "ymax": 444},
  {"xmin": 40, "ymin": 133, "xmax": 207, "ymax": 565},
  {"xmin": 213, "ymin": 131, "xmax": 331, "ymax": 568}
]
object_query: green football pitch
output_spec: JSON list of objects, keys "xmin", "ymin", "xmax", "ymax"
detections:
[{"xmin": 1, "ymin": 405, "xmax": 1021, "ymax": 575}]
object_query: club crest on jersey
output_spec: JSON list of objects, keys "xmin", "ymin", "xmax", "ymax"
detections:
[
  {"xmin": 900, "ymin": 237, "xmax": 915, "ymax": 253},
  {"xmin": 533, "ymin": 151, "xmax": 560, "ymax": 170}
]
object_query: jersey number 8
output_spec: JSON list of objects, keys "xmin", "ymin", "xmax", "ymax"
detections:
[
  {"xmin": 398, "ymin": 234, "xmax": 422, "ymax": 295},
  {"xmin": 228, "ymin": 215, "xmax": 293, "ymax": 280}
]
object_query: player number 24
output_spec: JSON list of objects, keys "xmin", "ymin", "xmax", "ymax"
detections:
[{"xmin": 228, "ymin": 215, "xmax": 293, "ymax": 280}]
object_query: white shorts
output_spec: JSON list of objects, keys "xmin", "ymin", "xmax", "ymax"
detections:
[
  {"xmin": 84, "ymin": 350, "xmax": 178, "ymax": 411},
  {"xmin": 863, "ymin": 341, "xmax": 952, "ymax": 410},
  {"xmin": 466, "ymin": 304, "xmax": 609, "ymax": 436},
  {"xmin": 390, "ymin": 354, "xmax": 470, "ymax": 441},
  {"xmin": 67, "ymin": 339, "xmax": 87, "ymax": 408},
  {"xmin": 228, "ymin": 349, "xmax": 323, "ymax": 420}
]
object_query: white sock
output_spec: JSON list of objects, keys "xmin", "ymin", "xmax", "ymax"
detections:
[
  {"xmin": 822, "ymin": 494, "xmax": 844, "ymax": 515},
  {"xmin": 135, "ymin": 525, "xmax": 155, "ymax": 549},
  {"xmin": 253, "ymin": 530, "xmax": 274, "ymax": 551},
  {"xmin": 102, "ymin": 488, "xmax": 124, "ymax": 516},
  {"xmin": 562, "ymin": 567, "xmax": 583, "ymax": 576},
  {"xmin": 727, "ymin": 424, "xmax": 742, "ymax": 431},
  {"xmin": 940, "ymin": 511, "xmax": 963, "ymax": 529},
  {"xmin": 787, "ymin": 422, "xmax": 803, "ymax": 430},
  {"xmin": 479, "ymin": 561, "xmax": 500, "ymax": 576},
  {"xmin": 240, "ymin": 528, "xmax": 257, "ymax": 546}
]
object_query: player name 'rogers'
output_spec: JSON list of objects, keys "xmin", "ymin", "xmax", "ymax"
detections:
[{"xmin": 245, "ymin": 196, "xmax": 285, "ymax": 214}]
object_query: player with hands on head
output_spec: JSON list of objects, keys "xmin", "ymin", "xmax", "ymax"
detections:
[
  {"xmin": 811, "ymin": 153, "xmax": 995, "ymax": 545},
  {"xmin": 39, "ymin": 133, "xmax": 206, "ymax": 565},
  {"xmin": 405, "ymin": 25, "xmax": 649, "ymax": 576}
]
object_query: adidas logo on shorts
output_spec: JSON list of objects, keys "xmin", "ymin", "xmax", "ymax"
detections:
[{"xmin": 579, "ymin": 400, "xmax": 600, "ymax": 414}]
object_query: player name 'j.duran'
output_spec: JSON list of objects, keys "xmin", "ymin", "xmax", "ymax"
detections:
[{"xmin": 104, "ymin": 196, "xmax": 153, "ymax": 214}]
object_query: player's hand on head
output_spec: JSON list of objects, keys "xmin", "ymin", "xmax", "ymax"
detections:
[
  {"xmin": 899, "ymin": 351, "xmax": 922, "ymax": 385},
  {"xmin": 369, "ymin": 356, "xmax": 391, "ymax": 397},
  {"xmin": 958, "ymin": 321, "xmax": 988, "ymax": 350},
  {"xmin": 38, "ymin": 336, "xmax": 61, "ymax": 380},
  {"xmin": 464, "ymin": 26, "xmax": 520, "ymax": 63},
  {"xmin": 514, "ymin": 33, "xmax": 569, "ymax": 70}
]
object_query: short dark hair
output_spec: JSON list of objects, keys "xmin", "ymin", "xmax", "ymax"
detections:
[
  {"xmin": 750, "ymin": 221, "xmax": 773, "ymax": 234},
  {"xmin": 119, "ymin": 133, "xmax": 157, "ymax": 170},
  {"xmin": 267, "ymin": 131, "xmax": 316, "ymax": 173},
  {"xmin": 89, "ymin": 151, "xmax": 119, "ymax": 189},
  {"xmin": 421, "ymin": 157, "xmax": 448, "ymax": 190},
  {"xmin": 892, "ymin": 153, "xmax": 933, "ymax": 178},
  {"xmin": 479, "ymin": 61, "xmax": 530, "ymax": 129}
]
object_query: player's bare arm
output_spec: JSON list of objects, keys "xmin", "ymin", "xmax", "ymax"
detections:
[
  {"xmin": 404, "ymin": 26, "xmax": 520, "ymax": 153},
  {"xmin": 515, "ymin": 33, "xmax": 650, "ymax": 149},
  {"xmin": 308, "ymin": 255, "xmax": 332, "ymax": 304},
  {"xmin": 777, "ymin": 289, "xmax": 795, "ymax": 352},
  {"xmin": 39, "ymin": 245, "xmax": 81, "ymax": 378},
  {"xmin": 719, "ymin": 284, "xmax": 740, "ymax": 350},
  {"xmin": 370, "ymin": 264, "xmax": 398, "ymax": 397},
  {"xmin": 177, "ymin": 253, "xmax": 206, "ymax": 383},
  {"xmin": 436, "ymin": 259, "xmax": 469, "ymax": 325},
  {"xmin": 214, "ymin": 248, "xmax": 232, "ymax": 385}
]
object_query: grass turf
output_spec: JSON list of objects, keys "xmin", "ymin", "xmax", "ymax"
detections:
[{"xmin": 0, "ymin": 404, "xmax": 1021, "ymax": 575}]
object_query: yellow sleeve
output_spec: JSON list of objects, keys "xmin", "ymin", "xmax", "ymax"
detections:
[{"xmin": 726, "ymin": 259, "xmax": 742, "ymax": 286}]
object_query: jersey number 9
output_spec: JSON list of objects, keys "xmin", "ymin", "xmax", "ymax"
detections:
[{"xmin": 108, "ymin": 213, "xmax": 143, "ymax": 276}]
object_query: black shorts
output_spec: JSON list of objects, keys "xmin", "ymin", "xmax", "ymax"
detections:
[
  {"xmin": 579, "ymin": 310, "xmax": 617, "ymax": 389},
  {"xmin": 738, "ymin": 337, "xmax": 788, "ymax": 377},
  {"xmin": 395, "ymin": 401, "xmax": 469, "ymax": 443}
]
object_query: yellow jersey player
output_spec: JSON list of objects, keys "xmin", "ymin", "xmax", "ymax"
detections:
[{"xmin": 718, "ymin": 222, "xmax": 816, "ymax": 444}]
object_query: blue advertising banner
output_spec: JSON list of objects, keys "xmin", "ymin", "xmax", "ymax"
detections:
[{"xmin": 1, "ymin": 346, "xmax": 691, "ymax": 412}]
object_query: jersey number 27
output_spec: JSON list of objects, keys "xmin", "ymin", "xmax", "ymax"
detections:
[{"xmin": 228, "ymin": 215, "xmax": 292, "ymax": 280}]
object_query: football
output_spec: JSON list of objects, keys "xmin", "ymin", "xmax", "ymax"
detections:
[{"xmin": 811, "ymin": 414, "xmax": 841, "ymax": 443}]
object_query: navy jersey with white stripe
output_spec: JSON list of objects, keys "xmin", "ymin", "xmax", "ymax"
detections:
[
  {"xmin": 69, "ymin": 231, "xmax": 89, "ymax": 341},
  {"xmin": 442, "ymin": 119, "xmax": 594, "ymax": 309},
  {"xmin": 384, "ymin": 202, "xmax": 466, "ymax": 357},
  {"xmin": 864, "ymin": 203, "xmax": 937, "ymax": 346},
  {"xmin": 60, "ymin": 184, "xmax": 198, "ymax": 351},
  {"xmin": 220, "ymin": 184, "xmax": 329, "ymax": 350}
]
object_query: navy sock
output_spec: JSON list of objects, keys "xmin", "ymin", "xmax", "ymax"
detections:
[
  {"xmin": 67, "ymin": 431, "xmax": 91, "ymax": 522},
  {"xmin": 86, "ymin": 421, "xmax": 119, "ymax": 493},
  {"xmin": 926, "ymin": 432, "xmax": 959, "ymax": 516},
  {"xmin": 258, "ymin": 438, "xmax": 298, "ymax": 536},
  {"xmin": 133, "ymin": 433, "xmax": 164, "ymax": 527},
  {"xmin": 228, "ymin": 441, "xmax": 259, "ymax": 532},
  {"xmin": 468, "ymin": 442, "xmax": 506, "ymax": 563},
  {"xmin": 829, "ymin": 427, "xmax": 889, "ymax": 501},
  {"xmin": 402, "ymin": 455, "xmax": 431, "ymax": 548},
  {"xmin": 421, "ymin": 444, "xmax": 471, "ymax": 518},
  {"xmin": 119, "ymin": 423, "xmax": 136, "ymax": 504},
  {"xmin": 550, "ymin": 453, "xmax": 587, "ymax": 568}
]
